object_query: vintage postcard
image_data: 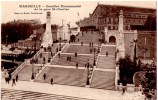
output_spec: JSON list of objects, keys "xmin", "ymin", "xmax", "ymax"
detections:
[{"xmin": 1, "ymin": 1, "xmax": 156, "ymax": 100}]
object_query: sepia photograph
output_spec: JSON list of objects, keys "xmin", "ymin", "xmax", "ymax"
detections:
[{"xmin": 1, "ymin": 1, "xmax": 156, "ymax": 100}]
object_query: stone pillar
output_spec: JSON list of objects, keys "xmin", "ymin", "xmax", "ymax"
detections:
[
  {"xmin": 117, "ymin": 10, "xmax": 125, "ymax": 58},
  {"xmin": 119, "ymin": 10, "xmax": 123, "ymax": 31},
  {"xmin": 42, "ymin": 11, "xmax": 53, "ymax": 47},
  {"xmin": 104, "ymin": 27, "xmax": 108, "ymax": 42},
  {"xmin": 77, "ymin": 21, "xmax": 80, "ymax": 34},
  {"xmin": 77, "ymin": 26, "xmax": 80, "ymax": 34}
]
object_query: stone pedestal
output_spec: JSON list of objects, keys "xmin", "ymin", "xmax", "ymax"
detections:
[{"xmin": 41, "ymin": 11, "xmax": 53, "ymax": 48}]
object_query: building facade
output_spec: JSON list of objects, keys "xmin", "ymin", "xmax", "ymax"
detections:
[{"xmin": 78, "ymin": 4, "xmax": 156, "ymax": 31}]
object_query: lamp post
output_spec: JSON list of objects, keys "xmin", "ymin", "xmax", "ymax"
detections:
[
  {"xmin": 93, "ymin": 48, "xmax": 96, "ymax": 66},
  {"xmin": 59, "ymin": 19, "xmax": 64, "ymax": 51},
  {"xmin": 31, "ymin": 59, "xmax": 35, "ymax": 79},
  {"xmin": 33, "ymin": 31, "xmax": 37, "ymax": 53},
  {"xmin": 86, "ymin": 61, "xmax": 90, "ymax": 85},
  {"xmin": 130, "ymin": 39, "xmax": 138, "ymax": 67},
  {"xmin": 6, "ymin": 35, "xmax": 8, "ymax": 46}
]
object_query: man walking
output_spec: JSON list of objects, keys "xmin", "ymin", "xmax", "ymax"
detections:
[
  {"xmin": 122, "ymin": 87, "xmax": 125, "ymax": 95},
  {"xmin": 75, "ymin": 52, "xmax": 77, "ymax": 58},
  {"xmin": 12, "ymin": 78, "xmax": 16, "ymax": 87},
  {"xmin": 43, "ymin": 73, "xmax": 46, "ymax": 80},
  {"xmin": 16, "ymin": 74, "xmax": 18, "ymax": 82},
  {"xmin": 51, "ymin": 78, "xmax": 53, "ymax": 85},
  {"xmin": 76, "ymin": 62, "xmax": 78, "ymax": 69}
]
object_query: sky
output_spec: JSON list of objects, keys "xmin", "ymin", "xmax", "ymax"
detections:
[{"xmin": 1, "ymin": 1, "xmax": 157, "ymax": 27}]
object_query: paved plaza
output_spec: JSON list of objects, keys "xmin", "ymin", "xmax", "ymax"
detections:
[{"xmin": 1, "ymin": 79, "xmax": 145, "ymax": 100}]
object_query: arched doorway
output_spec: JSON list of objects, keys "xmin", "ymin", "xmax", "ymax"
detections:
[
  {"xmin": 109, "ymin": 36, "xmax": 116, "ymax": 43},
  {"xmin": 70, "ymin": 35, "xmax": 76, "ymax": 42}
]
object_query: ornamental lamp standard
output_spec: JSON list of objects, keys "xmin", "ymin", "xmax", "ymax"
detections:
[
  {"xmin": 86, "ymin": 61, "xmax": 90, "ymax": 85},
  {"xmin": 130, "ymin": 39, "xmax": 138, "ymax": 67},
  {"xmin": 93, "ymin": 48, "xmax": 96, "ymax": 66},
  {"xmin": 30, "ymin": 58, "xmax": 35, "ymax": 79}
]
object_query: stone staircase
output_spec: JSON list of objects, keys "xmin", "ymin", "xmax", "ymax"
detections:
[
  {"xmin": 62, "ymin": 44, "xmax": 99, "ymax": 54},
  {"xmin": 90, "ymin": 70, "xmax": 115, "ymax": 90},
  {"xmin": 97, "ymin": 56, "xmax": 116, "ymax": 69},
  {"xmin": 74, "ymin": 31, "xmax": 100, "ymax": 44},
  {"xmin": 100, "ymin": 45, "xmax": 116, "ymax": 56},
  {"xmin": 17, "ymin": 65, "xmax": 43, "ymax": 81},
  {"xmin": 51, "ymin": 54, "xmax": 94, "ymax": 67},
  {"xmin": 35, "ymin": 67, "xmax": 88, "ymax": 87},
  {"xmin": 2, "ymin": 88, "xmax": 92, "ymax": 100}
]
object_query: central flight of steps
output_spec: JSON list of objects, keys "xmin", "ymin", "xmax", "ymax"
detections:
[
  {"xmin": 74, "ymin": 31, "xmax": 100, "ymax": 44},
  {"xmin": 90, "ymin": 70, "xmax": 115, "ymax": 90},
  {"xmin": 51, "ymin": 54, "xmax": 94, "ymax": 67},
  {"xmin": 90, "ymin": 45, "xmax": 116, "ymax": 90},
  {"xmin": 2, "ymin": 88, "xmax": 92, "ymax": 100},
  {"xmin": 35, "ymin": 67, "xmax": 88, "ymax": 87}
]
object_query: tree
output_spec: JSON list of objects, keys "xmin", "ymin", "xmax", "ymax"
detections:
[
  {"xmin": 118, "ymin": 55, "xmax": 140, "ymax": 84},
  {"xmin": 141, "ymin": 64, "xmax": 156, "ymax": 100}
]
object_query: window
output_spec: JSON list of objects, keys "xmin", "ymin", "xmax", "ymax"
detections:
[
  {"xmin": 113, "ymin": 26, "xmax": 115, "ymax": 30},
  {"xmin": 108, "ymin": 26, "xmax": 111, "ymax": 30}
]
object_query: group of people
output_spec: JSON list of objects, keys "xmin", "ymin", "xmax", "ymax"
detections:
[
  {"xmin": 43, "ymin": 73, "xmax": 54, "ymax": 85},
  {"xmin": 89, "ymin": 42, "xmax": 94, "ymax": 47},
  {"xmin": 5, "ymin": 72, "xmax": 18, "ymax": 87},
  {"xmin": 66, "ymin": 56, "xmax": 72, "ymax": 61}
]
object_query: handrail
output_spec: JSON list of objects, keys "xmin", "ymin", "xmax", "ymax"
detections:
[
  {"xmin": 11, "ymin": 59, "xmax": 28, "ymax": 78},
  {"xmin": 11, "ymin": 49, "xmax": 42, "ymax": 78}
]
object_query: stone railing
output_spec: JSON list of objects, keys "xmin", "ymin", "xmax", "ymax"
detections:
[
  {"xmin": 124, "ymin": 30, "xmax": 137, "ymax": 34},
  {"xmin": 11, "ymin": 59, "xmax": 28, "ymax": 78},
  {"xmin": 28, "ymin": 49, "xmax": 42, "ymax": 64},
  {"xmin": 11, "ymin": 49, "xmax": 42, "ymax": 78},
  {"xmin": 117, "ymin": 83, "xmax": 142, "ymax": 92},
  {"xmin": 138, "ymin": 31, "xmax": 156, "ymax": 34}
]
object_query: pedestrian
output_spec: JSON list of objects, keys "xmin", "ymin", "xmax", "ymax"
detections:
[
  {"xmin": 89, "ymin": 42, "xmax": 91, "ymax": 47},
  {"xmin": 81, "ymin": 42, "xmax": 83, "ymax": 46},
  {"xmin": 75, "ymin": 52, "xmax": 77, "ymax": 57},
  {"xmin": 51, "ymin": 52, "xmax": 53, "ymax": 57},
  {"xmin": 85, "ymin": 64, "xmax": 87, "ymax": 68},
  {"xmin": 87, "ymin": 60, "xmax": 90, "ymax": 68},
  {"xmin": 78, "ymin": 38, "xmax": 79, "ymax": 42},
  {"xmin": 43, "ymin": 57, "xmax": 45, "ymax": 64},
  {"xmin": 43, "ymin": 73, "xmax": 46, "ymax": 80},
  {"xmin": 56, "ymin": 47, "xmax": 58, "ymax": 52},
  {"xmin": 9, "ymin": 73, "xmax": 12, "ymax": 81},
  {"xmin": 58, "ymin": 53, "xmax": 60, "ymax": 58},
  {"xmin": 106, "ymin": 52, "xmax": 108, "ymax": 57},
  {"xmin": 40, "ymin": 53, "xmax": 42, "ymax": 58},
  {"xmin": 92, "ymin": 42, "xmax": 93, "ymax": 47},
  {"xmin": 16, "ymin": 74, "xmax": 18, "ymax": 82},
  {"xmin": 66, "ymin": 56, "xmax": 69, "ymax": 61},
  {"xmin": 122, "ymin": 87, "xmax": 125, "ymax": 95},
  {"xmin": 51, "ymin": 78, "xmax": 53, "ymax": 85},
  {"xmin": 90, "ymin": 48, "xmax": 92, "ymax": 53},
  {"xmin": 12, "ymin": 78, "xmax": 16, "ymax": 86},
  {"xmin": 76, "ymin": 62, "xmax": 78, "ymax": 69},
  {"xmin": 5, "ymin": 72, "xmax": 9, "ymax": 84}
]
